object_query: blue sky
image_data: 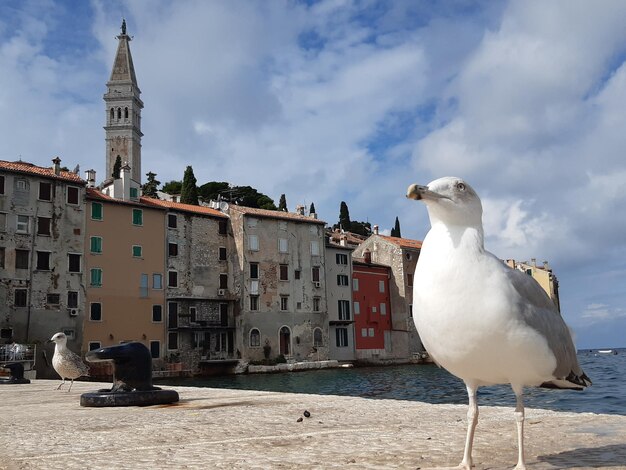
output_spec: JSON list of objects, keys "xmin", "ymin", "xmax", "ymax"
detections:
[{"xmin": 2, "ymin": 0, "xmax": 626, "ymax": 348}]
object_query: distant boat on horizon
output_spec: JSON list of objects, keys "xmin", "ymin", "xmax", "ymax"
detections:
[{"xmin": 598, "ymin": 349, "xmax": 618, "ymax": 355}]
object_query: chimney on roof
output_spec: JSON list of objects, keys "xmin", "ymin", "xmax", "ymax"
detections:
[
  {"xmin": 543, "ymin": 261, "xmax": 551, "ymax": 271},
  {"xmin": 52, "ymin": 157, "xmax": 61, "ymax": 176},
  {"xmin": 364, "ymin": 248, "xmax": 372, "ymax": 264},
  {"xmin": 373, "ymin": 225, "xmax": 379, "ymax": 235},
  {"xmin": 296, "ymin": 205, "xmax": 305, "ymax": 216},
  {"xmin": 340, "ymin": 234, "xmax": 347, "ymax": 247},
  {"xmin": 531, "ymin": 258, "xmax": 537, "ymax": 267},
  {"xmin": 85, "ymin": 169, "xmax": 96, "ymax": 188}
]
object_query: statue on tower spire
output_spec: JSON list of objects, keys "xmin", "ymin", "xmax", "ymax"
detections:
[{"xmin": 121, "ymin": 18, "xmax": 126, "ymax": 35}]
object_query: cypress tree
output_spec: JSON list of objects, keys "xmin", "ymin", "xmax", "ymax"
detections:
[
  {"xmin": 392, "ymin": 216, "xmax": 401, "ymax": 238},
  {"xmin": 112, "ymin": 156, "xmax": 122, "ymax": 179},
  {"xmin": 278, "ymin": 194, "xmax": 288, "ymax": 211},
  {"xmin": 180, "ymin": 166, "xmax": 199, "ymax": 205},
  {"xmin": 338, "ymin": 201, "xmax": 351, "ymax": 231},
  {"xmin": 309, "ymin": 202, "xmax": 316, "ymax": 214}
]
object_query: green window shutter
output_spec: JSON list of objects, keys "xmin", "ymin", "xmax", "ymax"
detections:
[
  {"xmin": 132, "ymin": 209, "xmax": 143, "ymax": 225},
  {"xmin": 90, "ymin": 237, "xmax": 102, "ymax": 253},
  {"xmin": 90, "ymin": 268, "xmax": 102, "ymax": 287},
  {"xmin": 133, "ymin": 245, "xmax": 142, "ymax": 257},
  {"xmin": 91, "ymin": 202, "xmax": 103, "ymax": 220},
  {"xmin": 130, "ymin": 187, "xmax": 138, "ymax": 198}
]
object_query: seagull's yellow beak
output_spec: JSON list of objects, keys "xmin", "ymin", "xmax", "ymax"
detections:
[
  {"xmin": 406, "ymin": 184, "xmax": 423, "ymax": 200},
  {"xmin": 407, "ymin": 184, "xmax": 447, "ymax": 201}
]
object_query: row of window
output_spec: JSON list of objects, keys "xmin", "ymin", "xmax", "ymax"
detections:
[
  {"xmin": 91, "ymin": 203, "xmax": 229, "ymax": 235},
  {"xmin": 11, "ymin": 289, "xmax": 78, "ymax": 308},
  {"xmin": 248, "ymin": 327, "xmax": 324, "ymax": 348},
  {"xmin": 0, "ymin": 248, "xmax": 82, "ymax": 272},
  {"xmin": 0, "ymin": 213, "xmax": 54, "ymax": 235},
  {"xmin": 249, "ymin": 262, "xmax": 322, "ymax": 283},
  {"xmin": 352, "ymin": 301, "xmax": 387, "ymax": 316},
  {"xmin": 248, "ymin": 234, "xmax": 321, "ymax": 255},
  {"xmin": 0, "ymin": 176, "xmax": 80, "ymax": 204}
]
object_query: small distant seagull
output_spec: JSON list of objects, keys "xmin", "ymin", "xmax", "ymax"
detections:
[
  {"xmin": 49, "ymin": 332, "xmax": 90, "ymax": 392},
  {"xmin": 406, "ymin": 177, "xmax": 590, "ymax": 470}
]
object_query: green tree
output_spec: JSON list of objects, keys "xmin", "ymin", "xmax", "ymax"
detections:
[
  {"xmin": 112, "ymin": 156, "xmax": 122, "ymax": 179},
  {"xmin": 309, "ymin": 202, "xmax": 316, "ymax": 214},
  {"xmin": 142, "ymin": 171, "xmax": 161, "ymax": 199},
  {"xmin": 161, "ymin": 180, "xmax": 182, "ymax": 195},
  {"xmin": 278, "ymin": 194, "xmax": 288, "ymax": 211},
  {"xmin": 350, "ymin": 220, "xmax": 371, "ymax": 237},
  {"xmin": 198, "ymin": 181, "xmax": 230, "ymax": 202},
  {"xmin": 180, "ymin": 166, "xmax": 199, "ymax": 205},
  {"xmin": 337, "ymin": 201, "xmax": 351, "ymax": 231},
  {"xmin": 391, "ymin": 216, "xmax": 401, "ymax": 238}
]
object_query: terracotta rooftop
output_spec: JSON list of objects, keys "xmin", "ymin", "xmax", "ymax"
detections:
[
  {"xmin": 141, "ymin": 197, "xmax": 227, "ymax": 218},
  {"xmin": 86, "ymin": 189, "xmax": 227, "ymax": 218},
  {"xmin": 0, "ymin": 160, "xmax": 85, "ymax": 184},
  {"xmin": 376, "ymin": 234, "xmax": 423, "ymax": 250},
  {"xmin": 229, "ymin": 205, "xmax": 326, "ymax": 225},
  {"xmin": 327, "ymin": 230, "xmax": 367, "ymax": 246}
]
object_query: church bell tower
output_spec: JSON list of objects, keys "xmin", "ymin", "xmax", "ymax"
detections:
[{"xmin": 104, "ymin": 19, "xmax": 143, "ymax": 184}]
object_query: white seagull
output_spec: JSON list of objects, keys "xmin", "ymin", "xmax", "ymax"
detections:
[
  {"xmin": 407, "ymin": 177, "xmax": 590, "ymax": 470},
  {"xmin": 49, "ymin": 332, "xmax": 90, "ymax": 392}
]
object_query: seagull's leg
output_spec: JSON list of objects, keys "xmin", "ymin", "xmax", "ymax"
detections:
[
  {"xmin": 459, "ymin": 382, "xmax": 478, "ymax": 470},
  {"xmin": 68, "ymin": 379, "xmax": 74, "ymax": 393},
  {"xmin": 512, "ymin": 385, "xmax": 527, "ymax": 470},
  {"xmin": 56, "ymin": 378, "xmax": 65, "ymax": 390}
]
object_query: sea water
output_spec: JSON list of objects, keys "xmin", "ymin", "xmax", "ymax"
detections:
[{"xmin": 156, "ymin": 349, "xmax": 625, "ymax": 415}]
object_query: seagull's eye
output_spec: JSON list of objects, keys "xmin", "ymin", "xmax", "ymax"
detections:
[{"xmin": 457, "ymin": 182, "xmax": 466, "ymax": 191}]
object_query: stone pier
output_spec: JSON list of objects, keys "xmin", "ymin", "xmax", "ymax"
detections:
[{"xmin": 1, "ymin": 380, "xmax": 625, "ymax": 469}]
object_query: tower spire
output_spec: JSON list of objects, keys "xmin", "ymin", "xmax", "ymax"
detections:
[{"xmin": 103, "ymin": 19, "xmax": 143, "ymax": 185}]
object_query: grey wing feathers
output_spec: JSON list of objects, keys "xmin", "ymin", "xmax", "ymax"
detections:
[{"xmin": 505, "ymin": 267, "xmax": 590, "ymax": 387}]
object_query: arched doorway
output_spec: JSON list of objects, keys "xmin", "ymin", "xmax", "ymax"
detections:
[{"xmin": 279, "ymin": 326, "xmax": 291, "ymax": 356}]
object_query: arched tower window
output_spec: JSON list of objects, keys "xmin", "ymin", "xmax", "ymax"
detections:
[
  {"xmin": 117, "ymin": 108, "xmax": 121, "ymax": 119},
  {"xmin": 110, "ymin": 108, "xmax": 114, "ymax": 122},
  {"xmin": 124, "ymin": 107, "xmax": 129, "ymax": 119}
]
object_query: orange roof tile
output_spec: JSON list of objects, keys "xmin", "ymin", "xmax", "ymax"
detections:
[
  {"xmin": 140, "ymin": 197, "xmax": 227, "ymax": 218},
  {"xmin": 376, "ymin": 234, "xmax": 422, "ymax": 250},
  {"xmin": 0, "ymin": 160, "xmax": 85, "ymax": 184},
  {"xmin": 229, "ymin": 205, "xmax": 326, "ymax": 224}
]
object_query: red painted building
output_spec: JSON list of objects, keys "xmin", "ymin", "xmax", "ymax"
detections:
[{"xmin": 352, "ymin": 252, "xmax": 392, "ymax": 358}]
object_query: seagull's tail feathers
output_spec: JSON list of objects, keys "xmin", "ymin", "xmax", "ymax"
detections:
[{"xmin": 541, "ymin": 370, "xmax": 592, "ymax": 391}]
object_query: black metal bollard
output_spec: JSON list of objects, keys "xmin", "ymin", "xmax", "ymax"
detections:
[
  {"xmin": 80, "ymin": 342, "xmax": 178, "ymax": 407},
  {"xmin": 0, "ymin": 362, "xmax": 31, "ymax": 384}
]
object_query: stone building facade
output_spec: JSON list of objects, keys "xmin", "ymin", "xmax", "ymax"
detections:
[
  {"xmin": 325, "ymin": 238, "xmax": 356, "ymax": 361},
  {"xmin": 228, "ymin": 205, "xmax": 329, "ymax": 363},
  {"xmin": 0, "ymin": 158, "xmax": 86, "ymax": 377},
  {"xmin": 142, "ymin": 198, "xmax": 237, "ymax": 372}
]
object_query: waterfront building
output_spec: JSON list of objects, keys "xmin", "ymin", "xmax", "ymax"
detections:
[
  {"xmin": 228, "ymin": 205, "xmax": 328, "ymax": 363},
  {"xmin": 83, "ymin": 181, "xmax": 166, "ymax": 359},
  {"xmin": 352, "ymin": 229, "xmax": 425, "ymax": 359},
  {"xmin": 141, "ymin": 198, "xmax": 236, "ymax": 373},
  {"xmin": 506, "ymin": 259, "xmax": 561, "ymax": 312},
  {"xmin": 0, "ymin": 158, "xmax": 86, "ymax": 377},
  {"xmin": 325, "ymin": 234, "xmax": 356, "ymax": 361},
  {"xmin": 352, "ymin": 254, "xmax": 393, "ymax": 360}
]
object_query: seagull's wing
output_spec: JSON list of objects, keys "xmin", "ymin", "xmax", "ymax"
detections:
[
  {"xmin": 67, "ymin": 350, "xmax": 90, "ymax": 377},
  {"xmin": 504, "ymin": 264, "xmax": 590, "ymax": 388}
]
